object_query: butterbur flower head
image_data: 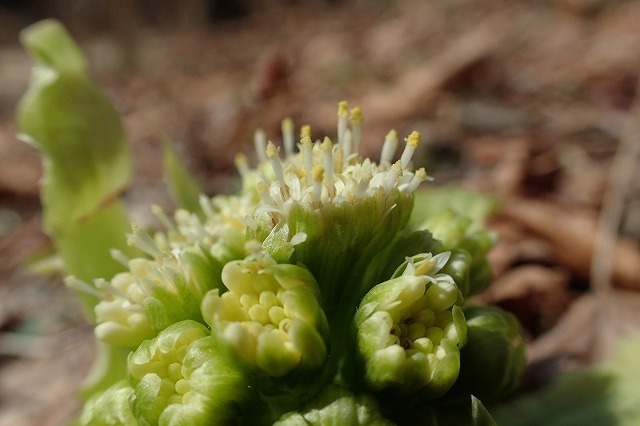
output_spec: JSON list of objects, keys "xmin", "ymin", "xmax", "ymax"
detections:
[
  {"xmin": 128, "ymin": 320, "xmax": 247, "ymax": 425},
  {"xmin": 79, "ymin": 224, "xmax": 226, "ymax": 348},
  {"xmin": 354, "ymin": 252, "xmax": 467, "ymax": 397},
  {"xmin": 158, "ymin": 194, "xmax": 253, "ymax": 264},
  {"xmin": 201, "ymin": 253, "xmax": 329, "ymax": 378},
  {"xmin": 242, "ymin": 102, "xmax": 429, "ymax": 305}
]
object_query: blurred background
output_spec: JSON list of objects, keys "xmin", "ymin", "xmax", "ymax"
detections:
[{"xmin": 1, "ymin": 0, "xmax": 640, "ymax": 425}]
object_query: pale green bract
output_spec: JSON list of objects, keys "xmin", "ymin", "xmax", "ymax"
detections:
[{"xmin": 18, "ymin": 19, "xmax": 527, "ymax": 426}]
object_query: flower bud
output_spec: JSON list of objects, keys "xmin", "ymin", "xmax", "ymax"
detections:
[
  {"xmin": 274, "ymin": 385, "xmax": 394, "ymax": 426},
  {"xmin": 354, "ymin": 252, "xmax": 467, "ymax": 397},
  {"xmin": 452, "ymin": 306, "xmax": 526, "ymax": 402},
  {"xmin": 89, "ymin": 222, "xmax": 228, "ymax": 348},
  {"xmin": 418, "ymin": 209, "xmax": 496, "ymax": 298},
  {"xmin": 128, "ymin": 320, "xmax": 247, "ymax": 425},
  {"xmin": 201, "ymin": 254, "xmax": 328, "ymax": 378}
]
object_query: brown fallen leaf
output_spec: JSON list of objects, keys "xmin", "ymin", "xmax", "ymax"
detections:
[
  {"xmin": 500, "ymin": 198, "xmax": 640, "ymax": 290},
  {"xmin": 478, "ymin": 265, "xmax": 573, "ymax": 337},
  {"xmin": 527, "ymin": 290, "xmax": 640, "ymax": 378},
  {"xmin": 358, "ymin": 15, "xmax": 515, "ymax": 124}
]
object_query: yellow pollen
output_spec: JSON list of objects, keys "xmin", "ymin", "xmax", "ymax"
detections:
[
  {"xmin": 300, "ymin": 125, "xmax": 311, "ymax": 139},
  {"xmin": 415, "ymin": 168, "xmax": 427, "ymax": 180},
  {"xmin": 338, "ymin": 100, "xmax": 349, "ymax": 118},
  {"xmin": 234, "ymin": 153, "xmax": 248, "ymax": 171},
  {"xmin": 266, "ymin": 141, "xmax": 279, "ymax": 158},
  {"xmin": 312, "ymin": 165, "xmax": 325, "ymax": 182},
  {"xmin": 281, "ymin": 117, "xmax": 293, "ymax": 133},
  {"xmin": 321, "ymin": 137, "xmax": 333, "ymax": 153},
  {"xmin": 301, "ymin": 135, "xmax": 313, "ymax": 149},
  {"xmin": 405, "ymin": 131, "xmax": 421, "ymax": 148},
  {"xmin": 349, "ymin": 107, "xmax": 363, "ymax": 123}
]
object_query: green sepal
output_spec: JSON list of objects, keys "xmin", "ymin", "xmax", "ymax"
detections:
[
  {"xmin": 77, "ymin": 380, "xmax": 137, "ymax": 426},
  {"xmin": 274, "ymin": 385, "xmax": 394, "ymax": 426},
  {"xmin": 162, "ymin": 137, "xmax": 203, "ymax": 214}
]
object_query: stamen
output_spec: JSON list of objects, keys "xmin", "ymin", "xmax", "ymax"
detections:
[
  {"xmin": 380, "ymin": 129, "xmax": 398, "ymax": 168},
  {"xmin": 199, "ymin": 194, "xmax": 215, "ymax": 219},
  {"xmin": 110, "ymin": 249, "xmax": 130, "ymax": 267},
  {"xmin": 254, "ymin": 129, "xmax": 267, "ymax": 163},
  {"xmin": 337, "ymin": 100, "xmax": 349, "ymax": 147},
  {"xmin": 234, "ymin": 153, "xmax": 250, "ymax": 179},
  {"xmin": 151, "ymin": 205, "xmax": 175, "ymax": 234},
  {"xmin": 301, "ymin": 136, "xmax": 314, "ymax": 183},
  {"xmin": 311, "ymin": 165, "xmax": 324, "ymax": 205},
  {"xmin": 300, "ymin": 124, "xmax": 311, "ymax": 140},
  {"xmin": 343, "ymin": 129, "xmax": 353, "ymax": 160},
  {"xmin": 127, "ymin": 224, "xmax": 163, "ymax": 258},
  {"xmin": 349, "ymin": 107, "xmax": 363, "ymax": 155},
  {"xmin": 65, "ymin": 276, "xmax": 103, "ymax": 298},
  {"xmin": 94, "ymin": 278, "xmax": 128, "ymax": 299},
  {"xmin": 333, "ymin": 143, "xmax": 343, "ymax": 174},
  {"xmin": 384, "ymin": 162, "xmax": 403, "ymax": 193},
  {"xmin": 406, "ymin": 168, "xmax": 428, "ymax": 192},
  {"xmin": 321, "ymin": 137, "xmax": 335, "ymax": 199},
  {"xmin": 281, "ymin": 118, "xmax": 295, "ymax": 157},
  {"xmin": 256, "ymin": 181, "xmax": 273, "ymax": 207},
  {"xmin": 266, "ymin": 141, "xmax": 289, "ymax": 198},
  {"xmin": 400, "ymin": 130, "xmax": 420, "ymax": 169}
]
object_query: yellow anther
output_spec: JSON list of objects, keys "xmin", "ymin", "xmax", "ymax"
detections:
[
  {"xmin": 405, "ymin": 131, "xmax": 421, "ymax": 148},
  {"xmin": 281, "ymin": 117, "xmax": 293, "ymax": 133},
  {"xmin": 301, "ymin": 135, "xmax": 313, "ymax": 149},
  {"xmin": 312, "ymin": 165, "xmax": 325, "ymax": 182},
  {"xmin": 266, "ymin": 141, "xmax": 279, "ymax": 158},
  {"xmin": 256, "ymin": 181, "xmax": 269, "ymax": 196},
  {"xmin": 300, "ymin": 124, "xmax": 311, "ymax": 139},
  {"xmin": 415, "ymin": 168, "xmax": 427, "ymax": 180},
  {"xmin": 349, "ymin": 107, "xmax": 363, "ymax": 123},
  {"xmin": 234, "ymin": 153, "xmax": 249, "ymax": 176},
  {"xmin": 338, "ymin": 100, "xmax": 349, "ymax": 117},
  {"xmin": 321, "ymin": 136, "xmax": 333, "ymax": 153},
  {"xmin": 282, "ymin": 118, "xmax": 295, "ymax": 156}
]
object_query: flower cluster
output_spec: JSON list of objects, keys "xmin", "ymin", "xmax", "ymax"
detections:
[
  {"xmin": 71, "ymin": 102, "xmax": 526, "ymax": 424},
  {"xmin": 17, "ymin": 21, "xmax": 525, "ymax": 425}
]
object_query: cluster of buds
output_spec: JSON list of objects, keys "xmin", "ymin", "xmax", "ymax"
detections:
[
  {"xmin": 17, "ymin": 22, "xmax": 525, "ymax": 425},
  {"xmin": 71, "ymin": 102, "xmax": 526, "ymax": 424}
]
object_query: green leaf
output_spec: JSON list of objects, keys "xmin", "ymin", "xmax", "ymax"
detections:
[
  {"xmin": 17, "ymin": 19, "xmax": 137, "ymax": 314},
  {"xmin": 493, "ymin": 336, "xmax": 640, "ymax": 426},
  {"xmin": 162, "ymin": 136, "xmax": 203, "ymax": 213}
]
